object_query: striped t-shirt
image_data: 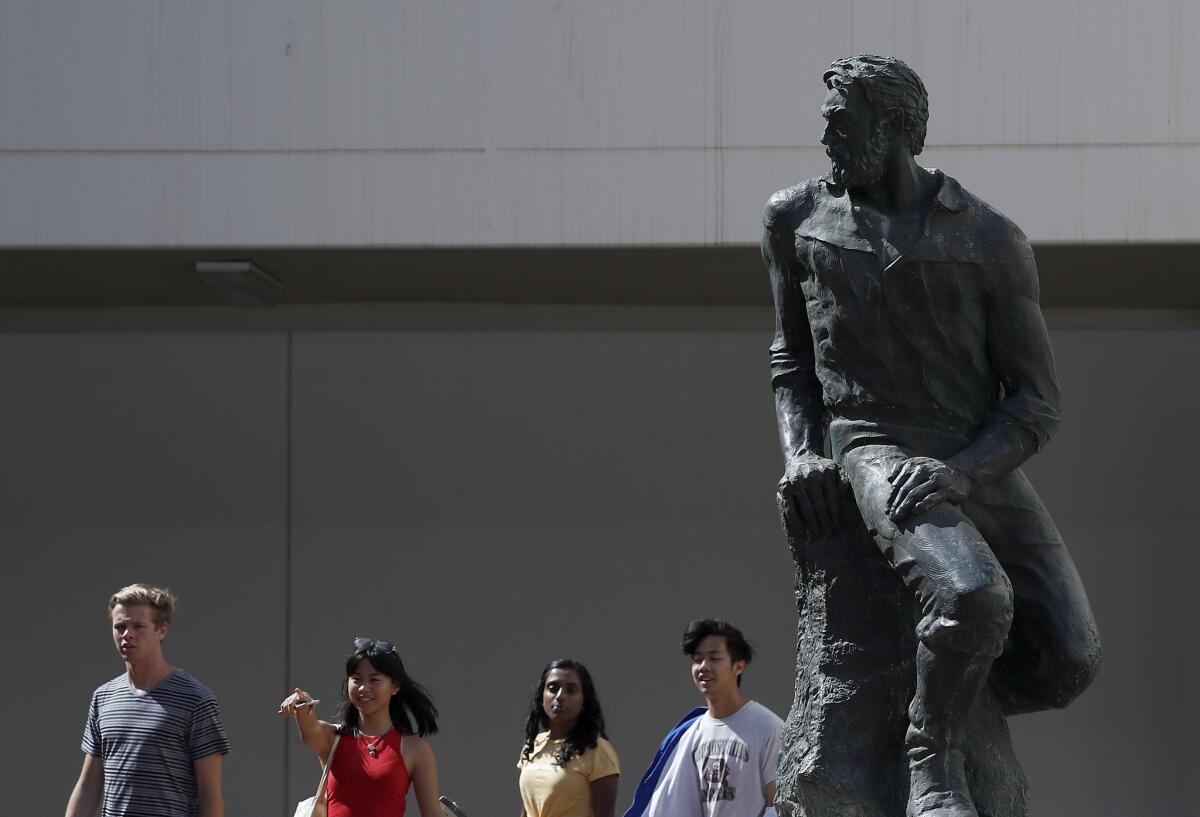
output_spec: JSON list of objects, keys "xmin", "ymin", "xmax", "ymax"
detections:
[{"xmin": 82, "ymin": 669, "xmax": 231, "ymax": 817}]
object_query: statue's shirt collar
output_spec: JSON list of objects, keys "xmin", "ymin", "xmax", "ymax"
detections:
[{"xmin": 797, "ymin": 171, "xmax": 983, "ymax": 266}]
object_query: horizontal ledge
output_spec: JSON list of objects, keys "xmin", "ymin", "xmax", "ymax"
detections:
[
  {"xmin": 0, "ymin": 305, "xmax": 1195, "ymax": 333},
  {"xmin": 3, "ymin": 143, "xmax": 1200, "ymax": 157},
  {"xmin": 1, "ymin": 244, "xmax": 1198, "ymax": 312}
]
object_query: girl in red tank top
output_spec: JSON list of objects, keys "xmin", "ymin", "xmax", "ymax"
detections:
[
  {"xmin": 326, "ymin": 729, "xmax": 411, "ymax": 817},
  {"xmin": 279, "ymin": 636, "xmax": 442, "ymax": 817}
]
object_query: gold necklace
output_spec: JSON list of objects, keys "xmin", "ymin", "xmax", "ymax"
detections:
[{"xmin": 362, "ymin": 731, "xmax": 388, "ymax": 757}]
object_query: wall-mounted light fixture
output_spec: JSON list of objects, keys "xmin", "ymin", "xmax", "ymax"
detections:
[{"xmin": 195, "ymin": 261, "xmax": 282, "ymax": 307}]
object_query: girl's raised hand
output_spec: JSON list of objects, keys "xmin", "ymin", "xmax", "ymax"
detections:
[{"xmin": 278, "ymin": 687, "xmax": 318, "ymax": 717}]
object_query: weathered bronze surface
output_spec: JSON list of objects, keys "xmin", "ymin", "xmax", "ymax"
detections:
[{"xmin": 764, "ymin": 55, "xmax": 1102, "ymax": 817}]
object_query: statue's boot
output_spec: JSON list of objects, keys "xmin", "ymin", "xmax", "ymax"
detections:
[{"xmin": 905, "ymin": 642, "xmax": 992, "ymax": 817}]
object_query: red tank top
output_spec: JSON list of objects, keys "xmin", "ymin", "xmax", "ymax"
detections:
[{"xmin": 327, "ymin": 730, "xmax": 411, "ymax": 817}]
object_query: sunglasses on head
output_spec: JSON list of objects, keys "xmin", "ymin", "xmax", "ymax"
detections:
[{"xmin": 354, "ymin": 637, "xmax": 396, "ymax": 655}]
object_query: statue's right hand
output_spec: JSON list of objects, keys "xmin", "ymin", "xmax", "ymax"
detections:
[
  {"xmin": 278, "ymin": 687, "xmax": 314, "ymax": 718},
  {"xmin": 778, "ymin": 453, "xmax": 847, "ymax": 537}
]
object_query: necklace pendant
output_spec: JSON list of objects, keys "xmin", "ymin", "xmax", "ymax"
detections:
[{"xmin": 368, "ymin": 744, "xmax": 379, "ymax": 757}]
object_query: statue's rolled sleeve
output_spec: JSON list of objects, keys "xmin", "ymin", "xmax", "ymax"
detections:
[
  {"xmin": 768, "ymin": 267, "xmax": 816, "ymax": 391},
  {"xmin": 983, "ymin": 235, "xmax": 1062, "ymax": 450},
  {"xmin": 763, "ymin": 217, "xmax": 821, "ymax": 399}
]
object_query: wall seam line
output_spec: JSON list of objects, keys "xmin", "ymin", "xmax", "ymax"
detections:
[{"xmin": 283, "ymin": 330, "xmax": 294, "ymax": 813}]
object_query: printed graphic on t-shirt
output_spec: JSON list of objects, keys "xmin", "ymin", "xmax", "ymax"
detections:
[{"xmin": 694, "ymin": 738, "xmax": 750, "ymax": 802}]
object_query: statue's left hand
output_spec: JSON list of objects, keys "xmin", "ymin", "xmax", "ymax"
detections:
[{"xmin": 886, "ymin": 456, "xmax": 974, "ymax": 520}]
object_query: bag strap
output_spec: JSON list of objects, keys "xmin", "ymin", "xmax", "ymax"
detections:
[{"xmin": 314, "ymin": 731, "xmax": 342, "ymax": 801}]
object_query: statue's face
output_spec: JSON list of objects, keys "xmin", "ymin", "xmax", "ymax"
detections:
[{"xmin": 821, "ymin": 80, "xmax": 891, "ymax": 188}]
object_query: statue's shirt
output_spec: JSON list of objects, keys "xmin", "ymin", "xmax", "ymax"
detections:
[{"xmin": 764, "ymin": 172, "xmax": 1061, "ymax": 454}]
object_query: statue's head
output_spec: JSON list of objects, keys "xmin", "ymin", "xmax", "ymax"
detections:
[{"xmin": 820, "ymin": 55, "xmax": 928, "ymax": 188}]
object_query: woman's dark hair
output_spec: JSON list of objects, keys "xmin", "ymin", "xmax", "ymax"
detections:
[
  {"xmin": 336, "ymin": 640, "xmax": 438, "ymax": 737},
  {"xmin": 521, "ymin": 659, "xmax": 607, "ymax": 767},
  {"xmin": 681, "ymin": 619, "xmax": 754, "ymax": 687}
]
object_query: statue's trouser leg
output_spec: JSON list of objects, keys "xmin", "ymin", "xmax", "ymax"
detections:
[
  {"xmin": 840, "ymin": 445, "xmax": 1015, "ymax": 817},
  {"xmin": 838, "ymin": 440, "xmax": 1102, "ymax": 815},
  {"xmin": 905, "ymin": 643, "xmax": 994, "ymax": 817},
  {"xmin": 890, "ymin": 520, "xmax": 1013, "ymax": 817},
  {"xmin": 961, "ymin": 469, "xmax": 1102, "ymax": 715}
]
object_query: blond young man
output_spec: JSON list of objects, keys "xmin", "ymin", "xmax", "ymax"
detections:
[{"xmin": 65, "ymin": 584, "xmax": 230, "ymax": 817}]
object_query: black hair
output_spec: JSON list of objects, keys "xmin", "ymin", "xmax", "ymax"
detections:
[
  {"xmin": 521, "ymin": 659, "xmax": 608, "ymax": 767},
  {"xmin": 681, "ymin": 619, "xmax": 755, "ymax": 687},
  {"xmin": 336, "ymin": 642, "xmax": 439, "ymax": 737},
  {"xmin": 823, "ymin": 55, "xmax": 929, "ymax": 156}
]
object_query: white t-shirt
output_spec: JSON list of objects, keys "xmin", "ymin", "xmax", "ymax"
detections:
[{"xmin": 646, "ymin": 701, "xmax": 783, "ymax": 817}]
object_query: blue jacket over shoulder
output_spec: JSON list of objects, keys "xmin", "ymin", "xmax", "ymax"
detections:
[{"xmin": 621, "ymin": 707, "xmax": 707, "ymax": 817}]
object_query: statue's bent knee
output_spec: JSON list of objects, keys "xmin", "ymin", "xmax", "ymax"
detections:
[
  {"xmin": 1029, "ymin": 635, "xmax": 1102, "ymax": 710},
  {"xmin": 918, "ymin": 579, "xmax": 1014, "ymax": 658}
]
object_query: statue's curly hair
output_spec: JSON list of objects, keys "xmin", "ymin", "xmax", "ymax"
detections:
[{"xmin": 823, "ymin": 55, "xmax": 929, "ymax": 157}]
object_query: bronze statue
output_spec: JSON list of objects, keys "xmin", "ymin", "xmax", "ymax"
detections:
[{"xmin": 763, "ymin": 56, "xmax": 1101, "ymax": 817}]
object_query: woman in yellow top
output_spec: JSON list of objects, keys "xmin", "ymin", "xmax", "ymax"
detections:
[{"xmin": 518, "ymin": 659, "xmax": 620, "ymax": 817}]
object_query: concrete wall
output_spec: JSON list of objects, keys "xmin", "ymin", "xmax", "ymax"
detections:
[
  {"xmin": 2, "ymin": 7, "xmax": 1196, "ymax": 815},
  {"xmin": 2, "ymin": 0, "xmax": 1199, "ymax": 247},
  {"xmin": 3, "ymin": 325, "xmax": 1196, "ymax": 816}
]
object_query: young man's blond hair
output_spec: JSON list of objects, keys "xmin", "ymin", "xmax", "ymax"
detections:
[{"xmin": 108, "ymin": 583, "xmax": 176, "ymax": 626}]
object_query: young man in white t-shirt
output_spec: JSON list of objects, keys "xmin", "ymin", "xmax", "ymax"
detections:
[{"xmin": 643, "ymin": 620, "xmax": 784, "ymax": 817}]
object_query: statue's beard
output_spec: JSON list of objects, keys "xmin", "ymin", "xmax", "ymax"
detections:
[{"xmin": 828, "ymin": 127, "xmax": 891, "ymax": 188}]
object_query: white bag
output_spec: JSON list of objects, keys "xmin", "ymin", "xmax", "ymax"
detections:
[{"xmin": 292, "ymin": 733, "xmax": 341, "ymax": 817}]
